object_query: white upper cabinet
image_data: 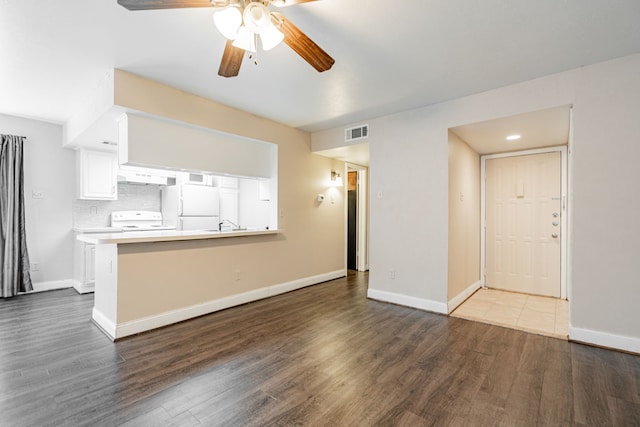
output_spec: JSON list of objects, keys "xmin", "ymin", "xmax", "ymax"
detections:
[{"xmin": 77, "ymin": 150, "xmax": 117, "ymax": 200}]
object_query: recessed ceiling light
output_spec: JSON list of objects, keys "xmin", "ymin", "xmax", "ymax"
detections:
[{"xmin": 506, "ymin": 134, "xmax": 521, "ymax": 141}]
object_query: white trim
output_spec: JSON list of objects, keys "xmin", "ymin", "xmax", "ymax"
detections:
[
  {"xmin": 356, "ymin": 168, "xmax": 368, "ymax": 272},
  {"xmin": 346, "ymin": 163, "xmax": 370, "ymax": 272},
  {"xmin": 480, "ymin": 153, "xmax": 486, "ymax": 288},
  {"xmin": 267, "ymin": 269, "xmax": 346, "ymax": 296},
  {"xmin": 566, "ymin": 107, "xmax": 574, "ymax": 303},
  {"xmin": 480, "ymin": 145, "xmax": 569, "ymax": 299},
  {"xmin": 570, "ymin": 327, "xmax": 640, "ymax": 355},
  {"xmin": 72, "ymin": 280, "xmax": 95, "ymax": 294},
  {"xmin": 29, "ymin": 280, "xmax": 73, "ymax": 293},
  {"xmin": 367, "ymin": 289, "xmax": 448, "ymax": 314},
  {"xmin": 92, "ymin": 307, "xmax": 117, "ymax": 340},
  {"xmin": 97, "ymin": 269, "xmax": 346, "ymax": 340},
  {"xmin": 447, "ymin": 280, "xmax": 483, "ymax": 313}
]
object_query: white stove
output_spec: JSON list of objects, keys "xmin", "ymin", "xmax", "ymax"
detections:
[{"xmin": 111, "ymin": 211, "xmax": 175, "ymax": 232}]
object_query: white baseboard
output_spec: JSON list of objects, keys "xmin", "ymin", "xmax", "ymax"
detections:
[
  {"xmin": 109, "ymin": 269, "xmax": 347, "ymax": 340},
  {"xmin": 447, "ymin": 280, "xmax": 483, "ymax": 313},
  {"xmin": 30, "ymin": 280, "xmax": 73, "ymax": 293},
  {"xmin": 367, "ymin": 288, "xmax": 448, "ymax": 314},
  {"xmin": 72, "ymin": 280, "xmax": 95, "ymax": 294},
  {"xmin": 92, "ymin": 307, "xmax": 117, "ymax": 340},
  {"xmin": 266, "ymin": 269, "xmax": 345, "ymax": 296},
  {"xmin": 569, "ymin": 326, "xmax": 640, "ymax": 355}
]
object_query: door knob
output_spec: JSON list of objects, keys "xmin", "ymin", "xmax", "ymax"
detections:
[
  {"xmin": 552, "ymin": 221, "xmax": 559, "ymax": 226},
  {"xmin": 551, "ymin": 233, "xmax": 558, "ymax": 238},
  {"xmin": 552, "ymin": 212, "xmax": 559, "ymax": 218}
]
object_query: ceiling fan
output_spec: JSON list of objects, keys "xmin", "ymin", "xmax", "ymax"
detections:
[{"xmin": 117, "ymin": 0, "xmax": 335, "ymax": 78}]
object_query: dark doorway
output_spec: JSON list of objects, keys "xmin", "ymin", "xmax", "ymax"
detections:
[{"xmin": 347, "ymin": 171, "xmax": 357, "ymax": 270}]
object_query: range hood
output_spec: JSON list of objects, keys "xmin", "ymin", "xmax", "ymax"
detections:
[{"xmin": 117, "ymin": 169, "xmax": 174, "ymax": 186}]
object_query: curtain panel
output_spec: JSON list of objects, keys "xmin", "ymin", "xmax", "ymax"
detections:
[{"xmin": 0, "ymin": 134, "xmax": 32, "ymax": 297}]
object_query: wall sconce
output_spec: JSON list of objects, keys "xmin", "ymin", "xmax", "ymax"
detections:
[{"xmin": 331, "ymin": 170, "xmax": 343, "ymax": 186}]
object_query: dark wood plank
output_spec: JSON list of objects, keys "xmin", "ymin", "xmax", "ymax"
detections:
[
  {"xmin": 0, "ymin": 273, "xmax": 639, "ymax": 426},
  {"xmin": 538, "ymin": 347, "xmax": 575, "ymax": 424}
]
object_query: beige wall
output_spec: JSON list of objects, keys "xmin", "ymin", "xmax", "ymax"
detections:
[
  {"xmin": 313, "ymin": 53, "xmax": 640, "ymax": 352},
  {"xmin": 447, "ymin": 131, "xmax": 480, "ymax": 300},
  {"xmin": 110, "ymin": 70, "xmax": 346, "ymax": 323}
]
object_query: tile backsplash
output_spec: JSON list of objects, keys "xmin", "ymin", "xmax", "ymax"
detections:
[{"xmin": 73, "ymin": 183, "xmax": 162, "ymax": 227}]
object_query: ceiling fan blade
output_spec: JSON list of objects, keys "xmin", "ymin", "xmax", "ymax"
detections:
[
  {"xmin": 271, "ymin": 0, "xmax": 318, "ymax": 7},
  {"xmin": 272, "ymin": 13, "xmax": 334, "ymax": 72},
  {"xmin": 117, "ymin": 0, "xmax": 213, "ymax": 11},
  {"xmin": 218, "ymin": 40, "xmax": 245, "ymax": 78}
]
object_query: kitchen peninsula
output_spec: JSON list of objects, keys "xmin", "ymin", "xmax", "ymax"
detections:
[
  {"xmin": 66, "ymin": 73, "xmax": 345, "ymax": 342},
  {"xmin": 80, "ymin": 228, "xmax": 281, "ymax": 340}
]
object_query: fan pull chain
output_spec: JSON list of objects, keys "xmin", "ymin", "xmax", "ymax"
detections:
[
  {"xmin": 248, "ymin": 51, "xmax": 258, "ymax": 66},
  {"xmin": 250, "ymin": 33, "xmax": 259, "ymax": 66}
]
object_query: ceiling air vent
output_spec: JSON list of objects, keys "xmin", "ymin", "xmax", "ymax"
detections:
[{"xmin": 345, "ymin": 124, "xmax": 369, "ymax": 142}]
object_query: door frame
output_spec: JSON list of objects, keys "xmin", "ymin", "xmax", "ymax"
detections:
[
  {"xmin": 346, "ymin": 163, "xmax": 369, "ymax": 271},
  {"xmin": 480, "ymin": 145, "xmax": 569, "ymax": 299}
]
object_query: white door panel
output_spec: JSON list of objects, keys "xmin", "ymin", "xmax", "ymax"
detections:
[{"xmin": 486, "ymin": 152, "xmax": 561, "ymax": 297}]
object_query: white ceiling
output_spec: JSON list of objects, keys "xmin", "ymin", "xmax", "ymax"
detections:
[
  {"xmin": 451, "ymin": 106, "xmax": 571, "ymax": 155},
  {"xmin": 1, "ymin": 0, "xmax": 640, "ymax": 138}
]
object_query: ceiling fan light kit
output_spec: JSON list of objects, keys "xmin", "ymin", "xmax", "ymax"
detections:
[
  {"xmin": 232, "ymin": 26, "xmax": 257, "ymax": 52},
  {"xmin": 259, "ymin": 21, "xmax": 285, "ymax": 50},
  {"xmin": 242, "ymin": 2, "xmax": 271, "ymax": 33},
  {"xmin": 117, "ymin": 0, "xmax": 334, "ymax": 77},
  {"xmin": 217, "ymin": 2, "xmax": 285, "ymax": 52},
  {"xmin": 212, "ymin": 6, "xmax": 242, "ymax": 40}
]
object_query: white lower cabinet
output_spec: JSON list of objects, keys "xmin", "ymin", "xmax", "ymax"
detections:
[{"xmin": 73, "ymin": 232, "xmax": 98, "ymax": 293}]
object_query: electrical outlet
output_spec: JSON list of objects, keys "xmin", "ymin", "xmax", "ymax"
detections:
[
  {"xmin": 388, "ymin": 269, "xmax": 395, "ymax": 280},
  {"xmin": 32, "ymin": 190, "xmax": 44, "ymax": 199},
  {"xmin": 30, "ymin": 263, "xmax": 39, "ymax": 272},
  {"xmin": 234, "ymin": 270, "xmax": 241, "ymax": 281}
]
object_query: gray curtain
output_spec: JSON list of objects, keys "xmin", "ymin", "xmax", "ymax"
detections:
[{"xmin": 0, "ymin": 134, "xmax": 32, "ymax": 297}]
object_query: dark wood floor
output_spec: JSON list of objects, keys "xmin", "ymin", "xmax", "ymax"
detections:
[{"xmin": 1, "ymin": 272, "xmax": 639, "ymax": 426}]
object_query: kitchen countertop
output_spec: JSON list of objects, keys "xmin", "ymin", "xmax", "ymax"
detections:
[{"xmin": 77, "ymin": 228, "xmax": 278, "ymax": 244}]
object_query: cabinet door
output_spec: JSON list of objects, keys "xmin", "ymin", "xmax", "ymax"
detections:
[
  {"xmin": 84, "ymin": 244, "xmax": 96, "ymax": 284},
  {"xmin": 78, "ymin": 150, "xmax": 117, "ymax": 200}
]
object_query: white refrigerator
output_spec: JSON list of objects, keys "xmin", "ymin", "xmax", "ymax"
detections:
[{"xmin": 161, "ymin": 184, "xmax": 220, "ymax": 231}]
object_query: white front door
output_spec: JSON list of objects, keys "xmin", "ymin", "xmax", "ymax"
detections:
[{"xmin": 485, "ymin": 152, "xmax": 561, "ymax": 297}]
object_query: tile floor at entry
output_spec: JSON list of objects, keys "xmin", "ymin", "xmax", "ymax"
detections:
[{"xmin": 451, "ymin": 288, "xmax": 569, "ymax": 339}]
